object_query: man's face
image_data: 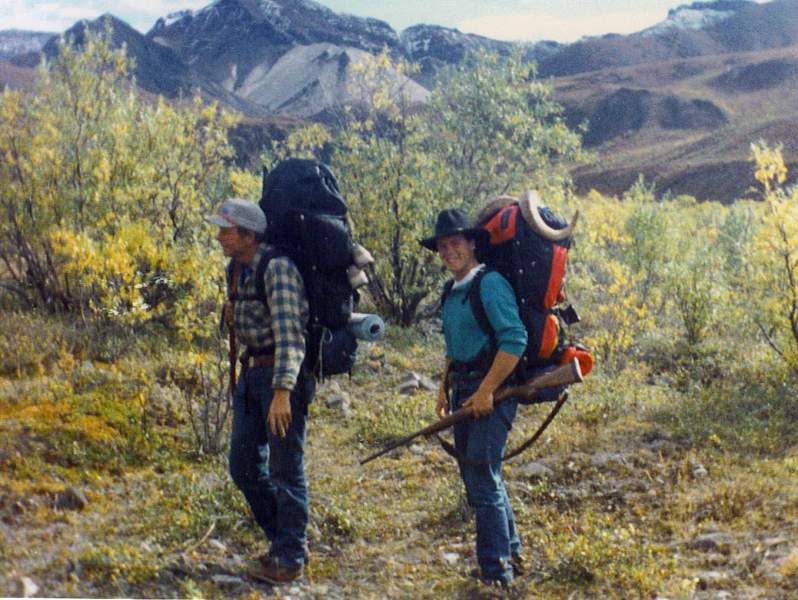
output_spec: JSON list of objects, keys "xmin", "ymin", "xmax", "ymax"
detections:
[
  {"xmin": 216, "ymin": 226, "xmax": 252, "ymax": 259},
  {"xmin": 436, "ymin": 234, "xmax": 476, "ymax": 275}
]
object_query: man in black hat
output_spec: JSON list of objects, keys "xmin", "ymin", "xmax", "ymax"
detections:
[{"xmin": 421, "ymin": 208, "xmax": 528, "ymax": 587}]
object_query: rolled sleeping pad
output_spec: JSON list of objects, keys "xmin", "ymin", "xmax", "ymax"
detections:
[{"xmin": 348, "ymin": 313, "xmax": 385, "ymax": 341}]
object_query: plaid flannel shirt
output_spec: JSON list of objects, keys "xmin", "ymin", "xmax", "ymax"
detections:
[{"xmin": 234, "ymin": 244, "xmax": 309, "ymax": 390}]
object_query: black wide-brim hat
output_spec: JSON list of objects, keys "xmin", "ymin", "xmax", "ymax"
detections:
[{"xmin": 419, "ymin": 208, "xmax": 489, "ymax": 251}]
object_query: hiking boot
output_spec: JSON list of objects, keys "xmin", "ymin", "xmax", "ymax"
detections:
[
  {"xmin": 480, "ymin": 575, "xmax": 512, "ymax": 589},
  {"xmin": 468, "ymin": 567, "xmax": 512, "ymax": 588},
  {"xmin": 510, "ymin": 551, "xmax": 525, "ymax": 576},
  {"xmin": 257, "ymin": 543, "xmax": 310, "ymax": 567},
  {"xmin": 250, "ymin": 556, "xmax": 304, "ymax": 584}
]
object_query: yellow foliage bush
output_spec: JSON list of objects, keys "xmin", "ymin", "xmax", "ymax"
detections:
[
  {"xmin": 0, "ymin": 27, "xmax": 236, "ymax": 340},
  {"xmin": 746, "ymin": 141, "xmax": 798, "ymax": 375}
]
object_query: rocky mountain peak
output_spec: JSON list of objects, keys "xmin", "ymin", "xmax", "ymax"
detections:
[
  {"xmin": 641, "ymin": 0, "xmax": 752, "ymax": 36},
  {"xmin": 400, "ymin": 24, "xmax": 510, "ymax": 64},
  {"xmin": 148, "ymin": 0, "xmax": 398, "ymax": 53}
]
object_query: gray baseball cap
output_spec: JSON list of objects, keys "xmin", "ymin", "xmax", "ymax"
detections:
[{"xmin": 205, "ymin": 197, "xmax": 267, "ymax": 234}]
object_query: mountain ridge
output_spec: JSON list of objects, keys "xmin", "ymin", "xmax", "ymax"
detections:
[{"xmin": 2, "ymin": 0, "xmax": 797, "ymax": 200}]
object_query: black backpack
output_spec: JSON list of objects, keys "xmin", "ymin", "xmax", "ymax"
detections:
[
  {"xmin": 442, "ymin": 193, "xmax": 589, "ymax": 398},
  {"xmin": 253, "ymin": 158, "xmax": 362, "ymax": 377}
]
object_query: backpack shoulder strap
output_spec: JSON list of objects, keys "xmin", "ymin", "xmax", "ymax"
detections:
[
  {"xmin": 440, "ymin": 278, "xmax": 455, "ymax": 309},
  {"xmin": 250, "ymin": 246, "xmax": 284, "ymax": 302},
  {"xmin": 467, "ymin": 268, "xmax": 496, "ymax": 350},
  {"xmin": 225, "ymin": 260, "xmax": 237, "ymax": 299}
]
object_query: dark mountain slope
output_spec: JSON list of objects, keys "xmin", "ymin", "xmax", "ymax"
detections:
[
  {"xmin": 25, "ymin": 15, "xmax": 270, "ymax": 116},
  {"xmin": 539, "ymin": 0, "xmax": 798, "ymax": 77},
  {"xmin": 557, "ymin": 44, "xmax": 798, "ymax": 200},
  {"xmin": 147, "ymin": 0, "xmax": 398, "ymax": 91}
]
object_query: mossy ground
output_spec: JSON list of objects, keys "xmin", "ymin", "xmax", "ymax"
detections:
[{"xmin": 1, "ymin": 311, "xmax": 797, "ymax": 599}]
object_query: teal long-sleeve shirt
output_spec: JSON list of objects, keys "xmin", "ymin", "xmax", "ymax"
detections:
[{"xmin": 442, "ymin": 267, "xmax": 527, "ymax": 363}]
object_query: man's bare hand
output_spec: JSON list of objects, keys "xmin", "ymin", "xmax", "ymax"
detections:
[
  {"xmin": 463, "ymin": 387, "xmax": 494, "ymax": 418},
  {"xmin": 268, "ymin": 390, "xmax": 292, "ymax": 438},
  {"xmin": 436, "ymin": 382, "xmax": 449, "ymax": 418}
]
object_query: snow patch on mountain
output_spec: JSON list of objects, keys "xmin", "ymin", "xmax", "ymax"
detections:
[
  {"xmin": 0, "ymin": 30, "xmax": 56, "ymax": 61},
  {"xmin": 639, "ymin": 1, "xmax": 751, "ymax": 36},
  {"xmin": 163, "ymin": 11, "xmax": 193, "ymax": 28}
]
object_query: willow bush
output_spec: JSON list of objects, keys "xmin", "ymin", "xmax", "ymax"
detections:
[{"xmin": 0, "ymin": 28, "xmax": 237, "ymax": 340}]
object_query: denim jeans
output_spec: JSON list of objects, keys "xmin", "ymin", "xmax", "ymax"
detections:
[
  {"xmin": 451, "ymin": 375, "xmax": 520, "ymax": 583},
  {"xmin": 229, "ymin": 366, "xmax": 315, "ymax": 568}
]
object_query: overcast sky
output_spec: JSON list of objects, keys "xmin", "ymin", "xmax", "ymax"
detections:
[{"xmin": 0, "ymin": 0, "xmax": 767, "ymax": 43}]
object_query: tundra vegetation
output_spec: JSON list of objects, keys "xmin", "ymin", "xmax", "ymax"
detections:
[{"xmin": 1, "ymin": 32, "xmax": 797, "ymax": 599}]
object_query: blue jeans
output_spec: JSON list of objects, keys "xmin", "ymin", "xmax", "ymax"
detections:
[
  {"xmin": 451, "ymin": 375, "xmax": 521, "ymax": 583},
  {"xmin": 229, "ymin": 366, "xmax": 315, "ymax": 568}
]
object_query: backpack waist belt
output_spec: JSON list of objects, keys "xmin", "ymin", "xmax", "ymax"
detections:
[
  {"xmin": 241, "ymin": 347, "xmax": 275, "ymax": 368},
  {"xmin": 451, "ymin": 341, "xmax": 495, "ymax": 375},
  {"xmin": 449, "ymin": 362, "xmax": 484, "ymax": 378},
  {"xmin": 241, "ymin": 355, "xmax": 275, "ymax": 368},
  {"xmin": 450, "ymin": 354, "xmax": 492, "ymax": 379}
]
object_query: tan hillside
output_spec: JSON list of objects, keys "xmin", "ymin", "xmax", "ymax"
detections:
[{"xmin": 555, "ymin": 44, "xmax": 798, "ymax": 200}]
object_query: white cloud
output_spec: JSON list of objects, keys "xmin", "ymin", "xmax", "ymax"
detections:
[
  {"xmin": 2, "ymin": 1, "xmax": 97, "ymax": 31},
  {"xmin": 457, "ymin": 9, "xmax": 667, "ymax": 43},
  {"xmin": 0, "ymin": 0, "xmax": 211, "ymax": 33}
]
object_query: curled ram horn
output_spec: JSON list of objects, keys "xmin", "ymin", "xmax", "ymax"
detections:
[
  {"xmin": 347, "ymin": 265, "xmax": 369, "ymax": 289},
  {"xmin": 518, "ymin": 190, "xmax": 579, "ymax": 241},
  {"xmin": 351, "ymin": 243, "xmax": 375, "ymax": 268}
]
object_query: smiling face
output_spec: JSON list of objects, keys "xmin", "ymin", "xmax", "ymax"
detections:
[{"xmin": 437, "ymin": 233, "xmax": 479, "ymax": 280}]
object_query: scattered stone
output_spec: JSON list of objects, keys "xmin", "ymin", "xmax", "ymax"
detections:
[
  {"xmin": 54, "ymin": 486, "xmax": 88, "ymax": 511},
  {"xmin": 763, "ymin": 536, "xmax": 789, "ymax": 548},
  {"xmin": 690, "ymin": 459, "xmax": 708, "ymax": 479},
  {"xmin": 520, "ymin": 462, "xmax": 553, "ymax": 479},
  {"xmin": 325, "ymin": 392, "xmax": 351, "ymax": 411},
  {"xmin": 589, "ymin": 452, "xmax": 628, "ymax": 468},
  {"xmin": 309, "ymin": 584, "xmax": 330, "ymax": 595},
  {"xmin": 398, "ymin": 373, "xmax": 420, "ymax": 395},
  {"xmin": 402, "ymin": 372, "xmax": 420, "ymax": 384},
  {"xmin": 323, "ymin": 379, "xmax": 342, "ymax": 392},
  {"xmin": 208, "ymin": 538, "xmax": 227, "ymax": 552},
  {"xmin": 695, "ymin": 570, "xmax": 731, "ymax": 589},
  {"xmin": 408, "ymin": 444, "xmax": 425, "ymax": 455},
  {"xmin": 689, "ymin": 533, "xmax": 735, "ymax": 553},
  {"xmin": 417, "ymin": 375, "xmax": 437, "ymax": 392},
  {"xmin": 211, "ymin": 574, "xmax": 246, "ymax": 589},
  {"xmin": 714, "ymin": 592, "xmax": 733, "ymax": 599},
  {"xmin": 16, "ymin": 577, "xmax": 38, "ymax": 598},
  {"xmin": 442, "ymin": 552, "xmax": 460, "ymax": 566}
]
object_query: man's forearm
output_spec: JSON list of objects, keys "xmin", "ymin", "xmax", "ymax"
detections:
[{"xmin": 477, "ymin": 351, "xmax": 521, "ymax": 394}]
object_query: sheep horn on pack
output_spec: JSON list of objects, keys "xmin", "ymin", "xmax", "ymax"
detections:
[{"xmin": 518, "ymin": 190, "xmax": 579, "ymax": 242}]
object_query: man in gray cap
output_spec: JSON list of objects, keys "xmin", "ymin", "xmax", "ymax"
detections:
[{"xmin": 206, "ymin": 197, "xmax": 314, "ymax": 584}]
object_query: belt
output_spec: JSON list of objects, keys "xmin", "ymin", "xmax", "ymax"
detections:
[
  {"xmin": 241, "ymin": 354, "xmax": 275, "ymax": 368},
  {"xmin": 450, "ymin": 362, "xmax": 486, "ymax": 378}
]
